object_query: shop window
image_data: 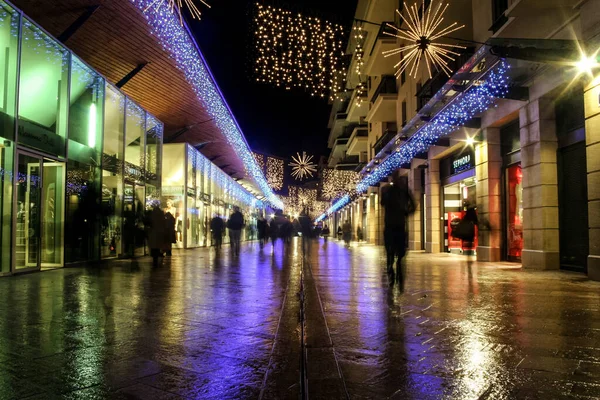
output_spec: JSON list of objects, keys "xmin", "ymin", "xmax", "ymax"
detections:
[
  {"xmin": 490, "ymin": 0, "xmax": 508, "ymax": 33},
  {"xmin": 161, "ymin": 144, "xmax": 185, "ymax": 248},
  {"xmin": 0, "ymin": 2, "xmax": 19, "ymax": 141},
  {"xmin": 506, "ymin": 164, "xmax": 523, "ymax": 260},
  {"xmin": 69, "ymin": 56, "xmax": 103, "ymax": 155},
  {"xmin": 145, "ymin": 114, "xmax": 162, "ymax": 204},
  {"xmin": 18, "ymin": 19, "xmax": 69, "ymax": 157},
  {"xmin": 101, "ymin": 84, "xmax": 125, "ymax": 258},
  {"xmin": 65, "ymin": 142, "xmax": 101, "ymax": 263},
  {"xmin": 66, "ymin": 58, "xmax": 104, "ymax": 262},
  {"xmin": 125, "ymin": 100, "xmax": 145, "ymax": 183}
]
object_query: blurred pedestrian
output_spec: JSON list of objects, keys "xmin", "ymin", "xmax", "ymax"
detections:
[
  {"xmin": 257, "ymin": 216, "xmax": 268, "ymax": 249},
  {"xmin": 148, "ymin": 206, "xmax": 165, "ymax": 267},
  {"xmin": 461, "ymin": 201, "xmax": 479, "ymax": 267},
  {"xmin": 337, "ymin": 226, "xmax": 342, "ymax": 240},
  {"xmin": 322, "ymin": 224, "xmax": 330, "ymax": 242},
  {"xmin": 381, "ymin": 171, "xmax": 415, "ymax": 283},
  {"xmin": 298, "ymin": 209, "xmax": 313, "ymax": 253},
  {"xmin": 210, "ymin": 214, "xmax": 224, "ymax": 250},
  {"xmin": 164, "ymin": 210, "xmax": 176, "ymax": 256},
  {"xmin": 342, "ymin": 220, "xmax": 352, "ymax": 246},
  {"xmin": 227, "ymin": 206, "xmax": 245, "ymax": 256},
  {"xmin": 356, "ymin": 225, "xmax": 364, "ymax": 242}
]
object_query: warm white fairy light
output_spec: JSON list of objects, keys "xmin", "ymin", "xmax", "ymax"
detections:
[
  {"xmin": 289, "ymin": 152, "xmax": 317, "ymax": 180},
  {"xmin": 253, "ymin": 3, "xmax": 346, "ymax": 100},
  {"xmin": 253, "ymin": 152, "xmax": 265, "ymax": 172},
  {"xmin": 353, "ymin": 23, "xmax": 367, "ymax": 107},
  {"xmin": 145, "ymin": 0, "xmax": 210, "ymax": 22},
  {"xmin": 266, "ymin": 157, "xmax": 284, "ymax": 191},
  {"xmin": 383, "ymin": 0, "xmax": 465, "ymax": 79},
  {"xmin": 321, "ymin": 169, "xmax": 360, "ymax": 200}
]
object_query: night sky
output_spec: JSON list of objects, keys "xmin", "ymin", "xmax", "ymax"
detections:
[{"xmin": 189, "ymin": 0, "xmax": 357, "ymax": 160}]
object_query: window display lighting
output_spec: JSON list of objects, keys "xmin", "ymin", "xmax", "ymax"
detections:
[
  {"xmin": 132, "ymin": 0, "xmax": 283, "ymax": 210},
  {"xmin": 315, "ymin": 60, "xmax": 510, "ymax": 222}
]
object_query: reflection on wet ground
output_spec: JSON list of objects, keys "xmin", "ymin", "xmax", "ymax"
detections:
[{"xmin": 0, "ymin": 239, "xmax": 599, "ymax": 399}]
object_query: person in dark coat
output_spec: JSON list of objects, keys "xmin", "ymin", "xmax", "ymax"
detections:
[
  {"xmin": 148, "ymin": 206, "xmax": 165, "ymax": 267},
  {"xmin": 322, "ymin": 224, "xmax": 330, "ymax": 242},
  {"xmin": 257, "ymin": 216, "xmax": 268, "ymax": 249},
  {"xmin": 227, "ymin": 207, "xmax": 245, "ymax": 256},
  {"xmin": 210, "ymin": 214, "xmax": 225, "ymax": 250},
  {"xmin": 381, "ymin": 171, "xmax": 415, "ymax": 282},
  {"xmin": 164, "ymin": 211, "xmax": 176, "ymax": 256},
  {"xmin": 461, "ymin": 202, "xmax": 479, "ymax": 266}
]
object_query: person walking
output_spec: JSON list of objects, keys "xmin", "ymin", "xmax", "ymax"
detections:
[
  {"xmin": 337, "ymin": 226, "xmax": 343, "ymax": 240},
  {"xmin": 322, "ymin": 224, "xmax": 330, "ymax": 242},
  {"xmin": 342, "ymin": 220, "xmax": 352, "ymax": 246},
  {"xmin": 356, "ymin": 225, "xmax": 364, "ymax": 242},
  {"xmin": 164, "ymin": 211, "xmax": 176, "ymax": 256},
  {"xmin": 298, "ymin": 209, "xmax": 313, "ymax": 254},
  {"xmin": 461, "ymin": 201, "xmax": 479, "ymax": 267},
  {"xmin": 381, "ymin": 171, "xmax": 415, "ymax": 283},
  {"xmin": 227, "ymin": 206, "xmax": 245, "ymax": 256},
  {"xmin": 257, "ymin": 216, "xmax": 267, "ymax": 249},
  {"xmin": 148, "ymin": 205, "xmax": 166, "ymax": 267},
  {"xmin": 210, "ymin": 214, "xmax": 224, "ymax": 250}
]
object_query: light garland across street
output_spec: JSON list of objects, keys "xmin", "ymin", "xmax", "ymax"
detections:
[
  {"xmin": 316, "ymin": 59, "xmax": 511, "ymax": 222},
  {"xmin": 253, "ymin": 3, "xmax": 346, "ymax": 100},
  {"xmin": 132, "ymin": 0, "xmax": 283, "ymax": 210}
]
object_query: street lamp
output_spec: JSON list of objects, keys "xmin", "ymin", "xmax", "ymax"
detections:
[{"xmin": 576, "ymin": 54, "xmax": 600, "ymax": 77}]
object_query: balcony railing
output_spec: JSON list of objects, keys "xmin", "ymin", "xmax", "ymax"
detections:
[
  {"xmin": 370, "ymin": 75, "xmax": 397, "ymax": 103},
  {"xmin": 373, "ymin": 129, "xmax": 397, "ymax": 156},
  {"xmin": 336, "ymin": 155, "xmax": 360, "ymax": 170}
]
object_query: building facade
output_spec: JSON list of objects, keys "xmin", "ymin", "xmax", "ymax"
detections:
[
  {"xmin": 321, "ymin": 0, "xmax": 600, "ymax": 280},
  {"xmin": 0, "ymin": 0, "xmax": 272, "ymax": 276}
]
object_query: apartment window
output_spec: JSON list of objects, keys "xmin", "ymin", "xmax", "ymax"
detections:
[
  {"xmin": 490, "ymin": 0, "xmax": 508, "ymax": 33},
  {"xmin": 401, "ymin": 101, "xmax": 407, "ymax": 127}
]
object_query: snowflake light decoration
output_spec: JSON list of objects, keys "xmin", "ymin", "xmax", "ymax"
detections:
[
  {"xmin": 383, "ymin": 0, "xmax": 465, "ymax": 79},
  {"xmin": 145, "ymin": 0, "xmax": 210, "ymax": 22},
  {"xmin": 289, "ymin": 152, "xmax": 317, "ymax": 180}
]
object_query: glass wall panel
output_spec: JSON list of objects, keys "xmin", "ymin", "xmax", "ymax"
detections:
[
  {"xmin": 101, "ymin": 85, "xmax": 125, "ymax": 258},
  {"xmin": 0, "ymin": 139, "xmax": 13, "ymax": 272},
  {"xmin": 162, "ymin": 144, "xmax": 184, "ymax": 248},
  {"xmin": 65, "ymin": 56, "xmax": 103, "ymax": 263},
  {"xmin": 145, "ymin": 115, "xmax": 162, "ymax": 206},
  {"xmin": 41, "ymin": 159, "xmax": 65, "ymax": 268},
  {"xmin": 18, "ymin": 19, "xmax": 69, "ymax": 157},
  {"xmin": 186, "ymin": 146, "xmax": 195, "ymax": 248},
  {"xmin": 0, "ymin": 2, "xmax": 19, "ymax": 141},
  {"xmin": 15, "ymin": 153, "xmax": 40, "ymax": 270},
  {"xmin": 124, "ymin": 100, "xmax": 145, "ymax": 183}
]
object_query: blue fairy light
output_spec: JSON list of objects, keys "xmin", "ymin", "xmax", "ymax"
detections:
[
  {"xmin": 131, "ymin": 0, "xmax": 282, "ymax": 210},
  {"xmin": 315, "ymin": 60, "xmax": 511, "ymax": 222}
]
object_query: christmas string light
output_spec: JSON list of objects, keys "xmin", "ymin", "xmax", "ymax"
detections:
[
  {"xmin": 253, "ymin": 3, "xmax": 346, "ymax": 100},
  {"xmin": 316, "ymin": 59, "xmax": 510, "ymax": 222},
  {"xmin": 253, "ymin": 152, "xmax": 266, "ymax": 172},
  {"xmin": 383, "ymin": 0, "xmax": 466, "ymax": 79},
  {"xmin": 289, "ymin": 151, "xmax": 317, "ymax": 180},
  {"xmin": 352, "ymin": 23, "xmax": 367, "ymax": 107},
  {"xmin": 321, "ymin": 169, "xmax": 360, "ymax": 200},
  {"xmin": 131, "ymin": 0, "xmax": 283, "ymax": 210},
  {"xmin": 266, "ymin": 156, "xmax": 284, "ymax": 191}
]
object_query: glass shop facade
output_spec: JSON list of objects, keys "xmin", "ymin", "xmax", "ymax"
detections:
[
  {"xmin": 0, "ymin": 0, "xmax": 165, "ymax": 274},
  {"xmin": 162, "ymin": 143, "xmax": 263, "ymax": 249}
]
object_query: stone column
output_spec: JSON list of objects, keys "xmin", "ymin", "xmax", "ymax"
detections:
[
  {"xmin": 476, "ymin": 128, "xmax": 502, "ymax": 261},
  {"xmin": 584, "ymin": 74, "xmax": 600, "ymax": 280},
  {"xmin": 520, "ymin": 98, "xmax": 560, "ymax": 270},
  {"xmin": 366, "ymin": 187, "xmax": 380, "ymax": 245},
  {"xmin": 408, "ymin": 161, "xmax": 423, "ymax": 251},
  {"xmin": 425, "ymin": 155, "xmax": 441, "ymax": 253}
]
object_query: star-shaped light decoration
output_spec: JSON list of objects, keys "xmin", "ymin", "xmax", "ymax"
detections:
[
  {"xmin": 145, "ymin": 0, "xmax": 210, "ymax": 23},
  {"xmin": 289, "ymin": 152, "xmax": 317, "ymax": 180},
  {"xmin": 383, "ymin": 0, "xmax": 465, "ymax": 79}
]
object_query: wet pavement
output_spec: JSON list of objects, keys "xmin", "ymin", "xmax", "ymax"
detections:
[{"xmin": 0, "ymin": 239, "xmax": 599, "ymax": 399}]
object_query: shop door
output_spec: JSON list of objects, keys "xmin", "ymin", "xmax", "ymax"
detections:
[
  {"xmin": 14, "ymin": 152, "xmax": 65, "ymax": 272},
  {"xmin": 558, "ymin": 142, "xmax": 589, "ymax": 272}
]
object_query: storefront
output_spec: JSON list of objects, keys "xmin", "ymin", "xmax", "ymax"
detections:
[
  {"xmin": 161, "ymin": 143, "xmax": 263, "ymax": 249},
  {"xmin": 500, "ymin": 120, "xmax": 523, "ymax": 262},
  {"xmin": 0, "ymin": 1, "xmax": 164, "ymax": 275},
  {"xmin": 441, "ymin": 147, "xmax": 477, "ymax": 255}
]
